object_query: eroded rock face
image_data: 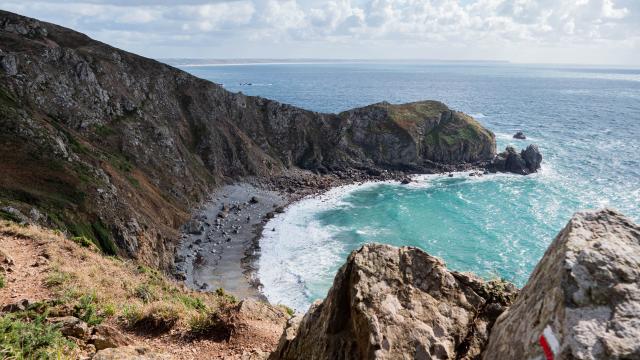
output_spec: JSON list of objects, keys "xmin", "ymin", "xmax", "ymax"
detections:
[
  {"xmin": 483, "ymin": 209, "xmax": 640, "ymax": 360},
  {"xmin": 270, "ymin": 244, "xmax": 517, "ymax": 360}
]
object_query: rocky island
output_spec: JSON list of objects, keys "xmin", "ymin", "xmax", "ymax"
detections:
[{"xmin": 0, "ymin": 10, "xmax": 635, "ymax": 360}]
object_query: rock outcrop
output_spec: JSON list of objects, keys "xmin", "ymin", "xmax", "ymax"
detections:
[
  {"xmin": 271, "ymin": 210, "xmax": 640, "ymax": 360},
  {"xmin": 483, "ymin": 209, "xmax": 640, "ymax": 359},
  {"xmin": 488, "ymin": 144, "xmax": 542, "ymax": 175},
  {"xmin": 0, "ymin": 10, "xmax": 497, "ymax": 267},
  {"xmin": 270, "ymin": 244, "xmax": 517, "ymax": 360}
]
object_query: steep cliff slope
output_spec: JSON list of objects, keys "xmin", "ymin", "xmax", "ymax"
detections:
[{"xmin": 0, "ymin": 10, "xmax": 496, "ymax": 267}]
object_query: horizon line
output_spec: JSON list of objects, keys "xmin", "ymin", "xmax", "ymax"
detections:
[{"xmin": 159, "ymin": 58, "xmax": 639, "ymax": 68}]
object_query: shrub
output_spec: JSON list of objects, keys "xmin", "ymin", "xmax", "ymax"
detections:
[
  {"xmin": 215, "ymin": 288, "xmax": 237, "ymax": 304},
  {"xmin": 187, "ymin": 308, "xmax": 236, "ymax": 341},
  {"xmin": 0, "ymin": 273, "xmax": 5, "ymax": 289},
  {"xmin": 134, "ymin": 284, "xmax": 156, "ymax": 303},
  {"xmin": 177, "ymin": 294, "xmax": 206, "ymax": 311},
  {"xmin": 74, "ymin": 294, "xmax": 103, "ymax": 326},
  {"xmin": 122, "ymin": 305, "xmax": 144, "ymax": 327},
  {"xmin": 133, "ymin": 303, "xmax": 180, "ymax": 333},
  {"xmin": 102, "ymin": 303, "xmax": 116, "ymax": 317},
  {"xmin": 71, "ymin": 236, "xmax": 94, "ymax": 248},
  {"xmin": 0, "ymin": 312, "xmax": 74, "ymax": 359}
]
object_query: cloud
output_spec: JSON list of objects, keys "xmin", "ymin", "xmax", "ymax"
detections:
[{"xmin": 1, "ymin": 0, "xmax": 638, "ymax": 64}]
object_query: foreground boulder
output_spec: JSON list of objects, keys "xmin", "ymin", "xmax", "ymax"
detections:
[
  {"xmin": 483, "ymin": 209, "xmax": 640, "ymax": 359},
  {"xmin": 270, "ymin": 244, "xmax": 517, "ymax": 359},
  {"xmin": 488, "ymin": 144, "xmax": 542, "ymax": 175}
]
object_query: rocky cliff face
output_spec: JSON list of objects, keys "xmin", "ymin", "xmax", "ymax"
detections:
[
  {"xmin": 0, "ymin": 10, "xmax": 497, "ymax": 266},
  {"xmin": 270, "ymin": 244, "xmax": 517, "ymax": 360},
  {"xmin": 483, "ymin": 209, "xmax": 640, "ymax": 359},
  {"xmin": 270, "ymin": 210, "xmax": 640, "ymax": 360}
]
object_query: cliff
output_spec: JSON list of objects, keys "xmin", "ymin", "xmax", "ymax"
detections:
[
  {"xmin": 0, "ymin": 10, "xmax": 496, "ymax": 267},
  {"xmin": 270, "ymin": 209, "xmax": 640, "ymax": 360}
]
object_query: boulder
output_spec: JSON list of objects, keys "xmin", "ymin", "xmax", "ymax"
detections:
[
  {"xmin": 90, "ymin": 324, "xmax": 131, "ymax": 350},
  {"xmin": 49, "ymin": 316, "xmax": 89, "ymax": 339},
  {"xmin": 2, "ymin": 299, "xmax": 30, "ymax": 313},
  {"xmin": 483, "ymin": 209, "xmax": 640, "ymax": 360},
  {"xmin": 521, "ymin": 144, "xmax": 542, "ymax": 172},
  {"xmin": 185, "ymin": 220, "xmax": 204, "ymax": 235},
  {"xmin": 92, "ymin": 346, "xmax": 170, "ymax": 360},
  {"xmin": 513, "ymin": 131, "xmax": 526, "ymax": 139},
  {"xmin": 400, "ymin": 178, "xmax": 411, "ymax": 184},
  {"xmin": 270, "ymin": 244, "xmax": 517, "ymax": 360},
  {"xmin": 488, "ymin": 145, "xmax": 542, "ymax": 175}
]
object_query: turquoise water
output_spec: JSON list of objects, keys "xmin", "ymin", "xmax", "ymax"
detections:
[{"xmin": 181, "ymin": 62, "xmax": 640, "ymax": 310}]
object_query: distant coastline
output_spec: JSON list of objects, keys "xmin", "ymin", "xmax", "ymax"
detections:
[{"xmin": 160, "ymin": 58, "xmax": 511, "ymax": 67}]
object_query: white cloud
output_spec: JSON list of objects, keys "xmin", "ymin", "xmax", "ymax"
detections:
[{"xmin": 1, "ymin": 0, "xmax": 638, "ymax": 64}]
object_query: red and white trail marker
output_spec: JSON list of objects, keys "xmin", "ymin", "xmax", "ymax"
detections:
[{"xmin": 539, "ymin": 325, "xmax": 560, "ymax": 360}]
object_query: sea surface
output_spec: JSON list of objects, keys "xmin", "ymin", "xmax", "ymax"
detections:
[{"xmin": 180, "ymin": 62, "xmax": 640, "ymax": 311}]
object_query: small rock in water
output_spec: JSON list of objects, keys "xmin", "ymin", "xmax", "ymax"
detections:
[
  {"xmin": 448, "ymin": 173, "xmax": 454, "ymax": 177},
  {"xmin": 400, "ymin": 178, "xmax": 411, "ymax": 185},
  {"xmin": 513, "ymin": 131, "xmax": 526, "ymax": 139},
  {"xmin": 249, "ymin": 196, "xmax": 259, "ymax": 204}
]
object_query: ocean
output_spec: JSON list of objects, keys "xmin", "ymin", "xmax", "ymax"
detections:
[{"xmin": 180, "ymin": 62, "xmax": 640, "ymax": 311}]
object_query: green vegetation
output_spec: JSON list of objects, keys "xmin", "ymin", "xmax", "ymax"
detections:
[
  {"xmin": 0, "ymin": 209, "xmax": 22, "ymax": 223},
  {"xmin": 74, "ymin": 294, "xmax": 103, "ymax": 326},
  {"xmin": 71, "ymin": 236, "xmax": 94, "ymax": 248},
  {"xmin": 177, "ymin": 294, "xmax": 206, "ymax": 312},
  {"xmin": 93, "ymin": 124, "xmax": 116, "ymax": 137},
  {"xmin": 0, "ymin": 273, "xmax": 5, "ymax": 289},
  {"xmin": 91, "ymin": 221, "xmax": 117, "ymax": 255},
  {"xmin": 215, "ymin": 288, "xmax": 237, "ymax": 303},
  {"xmin": 68, "ymin": 220, "xmax": 117, "ymax": 255},
  {"xmin": 0, "ymin": 312, "xmax": 74, "ymax": 359},
  {"xmin": 187, "ymin": 311, "xmax": 217, "ymax": 334},
  {"xmin": 126, "ymin": 175, "xmax": 141, "ymax": 188},
  {"xmin": 44, "ymin": 270, "xmax": 73, "ymax": 288},
  {"xmin": 134, "ymin": 284, "xmax": 156, "ymax": 303},
  {"xmin": 109, "ymin": 155, "xmax": 134, "ymax": 173}
]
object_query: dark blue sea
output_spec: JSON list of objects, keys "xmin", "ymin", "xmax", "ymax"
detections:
[{"xmin": 181, "ymin": 62, "xmax": 640, "ymax": 310}]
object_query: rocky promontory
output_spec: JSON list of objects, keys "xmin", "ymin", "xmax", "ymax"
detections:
[{"xmin": 270, "ymin": 209, "xmax": 639, "ymax": 359}]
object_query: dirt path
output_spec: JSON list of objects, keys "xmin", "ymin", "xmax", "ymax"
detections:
[{"xmin": 0, "ymin": 228, "xmax": 53, "ymax": 306}]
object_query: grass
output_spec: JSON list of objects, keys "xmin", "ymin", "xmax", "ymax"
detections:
[
  {"xmin": 0, "ymin": 312, "xmax": 75, "ymax": 359},
  {"xmin": 0, "ymin": 273, "xmax": 5, "ymax": 289},
  {"xmin": 0, "ymin": 220, "xmax": 242, "ymax": 333},
  {"xmin": 71, "ymin": 236, "xmax": 94, "ymax": 248}
]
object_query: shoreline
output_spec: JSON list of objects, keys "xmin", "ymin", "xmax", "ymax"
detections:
[{"xmin": 174, "ymin": 165, "xmax": 490, "ymax": 301}]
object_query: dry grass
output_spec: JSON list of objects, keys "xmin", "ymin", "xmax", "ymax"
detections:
[{"xmin": 0, "ymin": 220, "xmax": 234, "ymax": 333}]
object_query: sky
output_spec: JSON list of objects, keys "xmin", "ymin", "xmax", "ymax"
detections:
[{"xmin": 3, "ymin": 0, "xmax": 639, "ymax": 65}]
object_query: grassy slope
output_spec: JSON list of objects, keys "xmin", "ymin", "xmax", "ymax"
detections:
[{"xmin": 0, "ymin": 220, "xmax": 289, "ymax": 359}]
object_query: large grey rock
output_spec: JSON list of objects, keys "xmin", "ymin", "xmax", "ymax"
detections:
[
  {"xmin": 521, "ymin": 144, "xmax": 542, "ymax": 172},
  {"xmin": 483, "ymin": 209, "xmax": 640, "ymax": 360},
  {"xmin": 488, "ymin": 144, "xmax": 542, "ymax": 175},
  {"xmin": 270, "ymin": 244, "xmax": 517, "ymax": 360},
  {"xmin": 49, "ymin": 316, "xmax": 89, "ymax": 339}
]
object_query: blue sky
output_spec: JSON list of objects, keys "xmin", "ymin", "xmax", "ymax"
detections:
[{"xmin": 3, "ymin": 0, "xmax": 639, "ymax": 65}]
